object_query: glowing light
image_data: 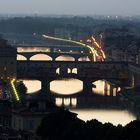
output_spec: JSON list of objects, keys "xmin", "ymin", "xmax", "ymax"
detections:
[
  {"xmin": 71, "ymin": 98, "xmax": 77, "ymax": 106},
  {"xmin": 42, "ymin": 34, "xmax": 97, "ymax": 61},
  {"xmin": 91, "ymin": 36, "xmax": 101, "ymax": 49},
  {"xmin": 91, "ymin": 36, "xmax": 106, "ymax": 59},
  {"xmin": 11, "ymin": 79, "xmax": 20, "ymax": 101},
  {"xmin": 64, "ymin": 98, "xmax": 70, "ymax": 106},
  {"xmin": 117, "ymin": 87, "xmax": 121, "ymax": 92},
  {"xmin": 55, "ymin": 98, "xmax": 62, "ymax": 106},
  {"xmin": 87, "ymin": 39, "xmax": 92, "ymax": 43},
  {"xmin": 101, "ymin": 50, "xmax": 106, "ymax": 59}
]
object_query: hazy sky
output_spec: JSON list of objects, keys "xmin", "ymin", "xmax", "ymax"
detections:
[{"xmin": 0, "ymin": 0, "xmax": 140, "ymax": 16}]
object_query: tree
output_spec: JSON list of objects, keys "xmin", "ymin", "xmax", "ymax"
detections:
[
  {"xmin": 36, "ymin": 109, "xmax": 85, "ymax": 140},
  {"xmin": 16, "ymin": 81, "xmax": 27, "ymax": 101}
]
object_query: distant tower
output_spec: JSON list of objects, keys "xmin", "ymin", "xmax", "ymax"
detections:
[{"xmin": 0, "ymin": 38, "xmax": 17, "ymax": 80}]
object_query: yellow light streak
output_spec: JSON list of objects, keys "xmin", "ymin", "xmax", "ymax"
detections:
[
  {"xmin": 100, "ymin": 50, "xmax": 106, "ymax": 59},
  {"xmin": 11, "ymin": 78, "xmax": 20, "ymax": 101},
  {"xmin": 42, "ymin": 34, "xmax": 97, "ymax": 61},
  {"xmin": 91, "ymin": 36, "xmax": 106, "ymax": 59},
  {"xmin": 91, "ymin": 36, "xmax": 101, "ymax": 49}
]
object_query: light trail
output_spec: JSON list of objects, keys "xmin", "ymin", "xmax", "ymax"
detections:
[
  {"xmin": 10, "ymin": 78, "xmax": 20, "ymax": 101},
  {"xmin": 42, "ymin": 34, "xmax": 97, "ymax": 61},
  {"xmin": 91, "ymin": 36, "xmax": 101, "ymax": 49},
  {"xmin": 91, "ymin": 36, "xmax": 106, "ymax": 60}
]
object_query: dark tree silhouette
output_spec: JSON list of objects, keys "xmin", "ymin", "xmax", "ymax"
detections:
[{"xmin": 16, "ymin": 81, "xmax": 27, "ymax": 101}]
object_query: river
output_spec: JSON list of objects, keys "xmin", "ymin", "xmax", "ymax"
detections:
[{"xmin": 17, "ymin": 54, "xmax": 136, "ymax": 126}]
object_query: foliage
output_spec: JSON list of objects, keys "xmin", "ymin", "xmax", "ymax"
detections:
[
  {"xmin": 16, "ymin": 81, "xmax": 27, "ymax": 100},
  {"xmin": 36, "ymin": 108, "xmax": 140, "ymax": 140}
]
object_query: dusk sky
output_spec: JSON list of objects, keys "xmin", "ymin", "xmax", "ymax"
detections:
[{"xmin": 0, "ymin": 0, "xmax": 140, "ymax": 16}]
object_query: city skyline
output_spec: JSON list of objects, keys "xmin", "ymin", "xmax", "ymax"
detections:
[{"xmin": 0, "ymin": 0, "xmax": 140, "ymax": 16}]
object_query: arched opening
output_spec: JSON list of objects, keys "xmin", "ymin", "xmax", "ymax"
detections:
[
  {"xmin": 30, "ymin": 54, "xmax": 52, "ymax": 61},
  {"xmin": 64, "ymin": 98, "xmax": 70, "ymax": 106},
  {"xmin": 56, "ymin": 68, "xmax": 60, "ymax": 75},
  {"xmin": 72, "ymin": 68, "xmax": 78, "ymax": 74},
  {"xmin": 78, "ymin": 56, "xmax": 90, "ymax": 61},
  {"xmin": 55, "ymin": 98, "xmax": 63, "ymax": 106},
  {"xmin": 92, "ymin": 80, "xmax": 120, "ymax": 96},
  {"xmin": 71, "ymin": 98, "xmax": 77, "ymax": 106},
  {"xmin": 50, "ymin": 78, "xmax": 83, "ymax": 95},
  {"xmin": 18, "ymin": 80, "xmax": 41, "ymax": 94},
  {"xmin": 67, "ymin": 68, "xmax": 71, "ymax": 74},
  {"xmin": 17, "ymin": 54, "xmax": 27, "ymax": 60},
  {"xmin": 55, "ymin": 55, "xmax": 75, "ymax": 61}
]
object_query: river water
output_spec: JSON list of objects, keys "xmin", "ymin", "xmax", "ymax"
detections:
[{"xmin": 17, "ymin": 54, "xmax": 136, "ymax": 126}]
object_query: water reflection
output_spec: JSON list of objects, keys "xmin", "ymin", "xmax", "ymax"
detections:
[
  {"xmin": 17, "ymin": 52, "xmax": 134, "ymax": 126},
  {"xmin": 17, "ymin": 54, "xmax": 27, "ymax": 60},
  {"xmin": 22, "ymin": 79, "xmax": 119, "ymax": 97},
  {"xmin": 78, "ymin": 56, "xmax": 90, "ymax": 61},
  {"xmin": 30, "ymin": 54, "xmax": 52, "ymax": 61},
  {"xmin": 55, "ymin": 98, "xmax": 77, "ymax": 107},
  {"xmin": 18, "ymin": 54, "xmax": 118, "ymax": 96},
  {"xmin": 71, "ymin": 109, "xmax": 136, "ymax": 126},
  {"xmin": 50, "ymin": 79, "xmax": 83, "ymax": 95},
  {"xmin": 22, "ymin": 80, "xmax": 41, "ymax": 93},
  {"xmin": 55, "ymin": 56, "xmax": 75, "ymax": 61},
  {"xmin": 92, "ymin": 80, "xmax": 118, "ymax": 96}
]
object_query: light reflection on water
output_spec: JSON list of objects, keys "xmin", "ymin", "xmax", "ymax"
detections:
[
  {"xmin": 55, "ymin": 98, "xmax": 77, "ymax": 107},
  {"xmin": 18, "ymin": 54, "xmax": 135, "ymax": 125},
  {"xmin": 23, "ymin": 79, "xmax": 116, "ymax": 96},
  {"xmin": 71, "ymin": 109, "xmax": 136, "ymax": 126},
  {"xmin": 50, "ymin": 79, "xmax": 83, "ymax": 95},
  {"xmin": 22, "ymin": 80, "xmax": 41, "ymax": 94}
]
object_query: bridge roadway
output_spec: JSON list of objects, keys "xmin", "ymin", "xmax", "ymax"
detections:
[
  {"xmin": 15, "ymin": 44, "xmax": 91, "ymax": 61},
  {"xmin": 17, "ymin": 61, "xmax": 132, "ymax": 85},
  {"xmin": 14, "ymin": 44, "xmax": 89, "ymax": 54},
  {"xmin": 14, "ymin": 44, "xmax": 85, "ymax": 48},
  {"xmin": 17, "ymin": 51, "xmax": 91, "ymax": 61}
]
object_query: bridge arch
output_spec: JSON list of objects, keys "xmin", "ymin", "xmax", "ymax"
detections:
[
  {"xmin": 17, "ymin": 54, "xmax": 27, "ymax": 60},
  {"xmin": 17, "ymin": 79, "xmax": 41, "ymax": 94},
  {"xmin": 92, "ymin": 79, "xmax": 120, "ymax": 96},
  {"xmin": 68, "ymin": 68, "xmax": 71, "ymax": 74},
  {"xmin": 50, "ymin": 78, "xmax": 83, "ymax": 95},
  {"xmin": 55, "ymin": 55, "xmax": 75, "ymax": 61},
  {"xmin": 30, "ymin": 54, "xmax": 53, "ymax": 61},
  {"xmin": 78, "ymin": 56, "xmax": 90, "ymax": 61},
  {"xmin": 72, "ymin": 68, "xmax": 78, "ymax": 74}
]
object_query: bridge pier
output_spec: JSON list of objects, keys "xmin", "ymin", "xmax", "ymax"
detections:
[
  {"xmin": 41, "ymin": 79, "xmax": 52, "ymax": 99},
  {"xmin": 110, "ymin": 86, "xmax": 113, "ymax": 96},
  {"xmin": 82, "ymin": 79, "xmax": 93, "ymax": 96},
  {"xmin": 74, "ymin": 57, "xmax": 79, "ymax": 62}
]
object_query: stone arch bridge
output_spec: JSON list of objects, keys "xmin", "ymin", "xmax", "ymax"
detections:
[
  {"xmin": 16, "ymin": 44, "xmax": 92, "ymax": 61},
  {"xmin": 17, "ymin": 61, "xmax": 134, "ymax": 97}
]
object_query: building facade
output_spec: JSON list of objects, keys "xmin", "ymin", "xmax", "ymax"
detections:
[{"xmin": 0, "ymin": 39, "xmax": 17, "ymax": 80}]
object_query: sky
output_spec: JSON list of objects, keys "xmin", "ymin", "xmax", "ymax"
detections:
[{"xmin": 0, "ymin": 0, "xmax": 140, "ymax": 16}]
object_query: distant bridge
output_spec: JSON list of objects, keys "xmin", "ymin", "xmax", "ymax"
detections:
[{"xmin": 14, "ymin": 44, "xmax": 93, "ymax": 61}]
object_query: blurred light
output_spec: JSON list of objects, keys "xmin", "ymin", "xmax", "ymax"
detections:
[{"xmin": 11, "ymin": 79, "xmax": 20, "ymax": 101}]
